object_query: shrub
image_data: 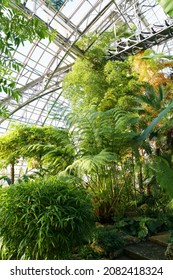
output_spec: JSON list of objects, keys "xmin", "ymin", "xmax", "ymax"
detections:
[
  {"xmin": 94, "ymin": 227, "xmax": 126, "ymax": 254},
  {"xmin": 114, "ymin": 215, "xmax": 173, "ymax": 239},
  {"xmin": 0, "ymin": 176, "xmax": 94, "ymax": 259}
]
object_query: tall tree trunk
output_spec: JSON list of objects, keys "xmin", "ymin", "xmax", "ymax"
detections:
[{"xmin": 10, "ymin": 163, "xmax": 15, "ymax": 184}]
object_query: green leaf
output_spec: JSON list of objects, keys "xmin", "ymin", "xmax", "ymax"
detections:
[
  {"xmin": 36, "ymin": 29, "xmax": 47, "ymax": 39},
  {"xmin": 138, "ymin": 101, "xmax": 173, "ymax": 142},
  {"xmin": 138, "ymin": 226, "xmax": 148, "ymax": 238},
  {"xmin": 0, "ymin": 175, "xmax": 12, "ymax": 185},
  {"xmin": 157, "ymin": 0, "xmax": 173, "ymax": 17},
  {"xmin": 151, "ymin": 157, "xmax": 173, "ymax": 198},
  {"xmin": 142, "ymin": 54, "xmax": 173, "ymax": 60}
]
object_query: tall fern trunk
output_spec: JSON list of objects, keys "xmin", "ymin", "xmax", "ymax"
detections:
[{"xmin": 10, "ymin": 163, "xmax": 15, "ymax": 184}]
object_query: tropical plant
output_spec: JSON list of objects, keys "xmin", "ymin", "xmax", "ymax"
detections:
[
  {"xmin": 138, "ymin": 100, "xmax": 173, "ymax": 142},
  {"xmin": 78, "ymin": 226, "xmax": 126, "ymax": 260},
  {"xmin": 0, "ymin": 126, "xmax": 22, "ymax": 184},
  {"xmin": 61, "ymin": 32, "xmax": 173, "ymax": 222},
  {"xmin": 93, "ymin": 227, "xmax": 126, "ymax": 254},
  {"xmin": 150, "ymin": 157, "xmax": 173, "ymax": 199},
  {"xmin": 0, "ymin": 0, "xmax": 54, "ymax": 116},
  {"xmin": 0, "ymin": 124, "xmax": 74, "ymax": 183},
  {"xmin": 130, "ymin": 50, "xmax": 173, "ymax": 210},
  {"xmin": 59, "ymin": 107, "xmax": 143, "ymax": 221},
  {"xmin": 0, "ymin": 175, "xmax": 94, "ymax": 259},
  {"xmin": 114, "ymin": 214, "xmax": 172, "ymax": 239},
  {"xmin": 63, "ymin": 33, "xmax": 143, "ymax": 113}
]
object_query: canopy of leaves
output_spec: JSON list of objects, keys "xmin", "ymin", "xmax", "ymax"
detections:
[
  {"xmin": 0, "ymin": 0, "xmax": 54, "ymax": 116},
  {"xmin": 63, "ymin": 56, "xmax": 143, "ymax": 113},
  {"xmin": 62, "ymin": 58, "xmax": 108, "ymax": 112},
  {"xmin": 0, "ymin": 124, "xmax": 74, "ymax": 174}
]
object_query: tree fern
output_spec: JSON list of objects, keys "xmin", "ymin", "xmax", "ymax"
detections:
[{"xmin": 65, "ymin": 149, "xmax": 117, "ymax": 176}]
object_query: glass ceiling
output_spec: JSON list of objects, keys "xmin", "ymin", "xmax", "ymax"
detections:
[{"xmin": 0, "ymin": 0, "xmax": 173, "ymax": 133}]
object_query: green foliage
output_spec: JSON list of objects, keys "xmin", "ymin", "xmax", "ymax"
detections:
[
  {"xmin": 76, "ymin": 31, "xmax": 114, "ymax": 66},
  {"xmin": 75, "ymin": 226, "xmax": 127, "ymax": 259},
  {"xmin": 77, "ymin": 244, "xmax": 102, "ymax": 260},
  {"xmin": 168, "ymin": 230, "xmax": 173, "ymax": 243},
  {"xmin": 94, "ymin": 227, "xmax": 126, "ymax": 253},
  {"xmin": 57, "ymin": 32, "xmax": 173, "ymax": 222},
  {"xmin": 0, "ymin": 126, "xmax": 21, "ymax": 166},
  {"xmin": 150, "ymin": 157, "xmax": 173, "ymax": 198},
  {"xmin": 138, "ymin": 100, "xmax": 173, "ymax": 142},
  {"xmin": 0, "ymin": 0, "xmax": 54, "ymax": 116},
  {"xmin": 114, "ymin": 216, "xmax": 171, "ymax": 239},
  {"xmin": 157, "ymin": 0, "xmax": 173, "ymax": 17},
  {"xmin": 66, "ymin": 149, "xmax": 117, "ymax": 176},
  {"xmin": 0, "ymin": 124, "xmax": 74, "ymax": 181},
  {"xmin": 63, "ymin": 34, "xmax": 143, "ymax": 113},
  {"xmin": 0, "ymin": 176, "xmax": 94, "ymax": 259},
  {"xmin": 142, "ymin": 53, "xmax": 173, "ymax": 60},
  {"xmin": 63, "ymin": 58, "xmax": 108, "ymax": 112},
  {"xmin": 99, "ymin": 60, "xmax": 142, "ymax": 111},
  {"xmin": 60, "ymin": 107, "xmax": 142, "ymax": 221},
  {"xmin": 115, "ymin": 23, "xmax": 136, "ymax": 39},
  {"xmin": 136, "ymin": 85, "xmax": 165, "ymax": 111}
]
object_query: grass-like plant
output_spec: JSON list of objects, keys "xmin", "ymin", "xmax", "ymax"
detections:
[{"xmin": 0, "ymin": 176, "xmax": 94, "ymax": 259}]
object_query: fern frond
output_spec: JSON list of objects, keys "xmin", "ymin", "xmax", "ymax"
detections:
[
  {"xmin": 150, "ymin": 156, "xmax": 173, "ymax": 198},
  {"xmin": 66, "ymin": 150, "xmax": 117, "ymax": 176}
]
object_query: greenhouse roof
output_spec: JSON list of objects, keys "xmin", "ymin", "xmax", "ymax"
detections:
[{"xmin": 0, "ymin": 0, "xmax": 173, "ymax": 133}]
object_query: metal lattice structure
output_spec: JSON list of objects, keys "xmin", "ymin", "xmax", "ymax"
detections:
[{"xmin": 1, "ymin": 0, "xmax": 173, "ymax": 133}]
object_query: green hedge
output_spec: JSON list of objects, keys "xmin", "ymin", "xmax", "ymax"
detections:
[{"xmin": 0, "ymin": 176, "xmax": 94, "ymax": 259}]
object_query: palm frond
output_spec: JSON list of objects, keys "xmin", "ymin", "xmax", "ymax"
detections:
[
  {"xmin": 138, "ymin": 100, "xmax": 173, "ymax": 142},
  {"xmin": 135, "ymin": 85, "xmax": 165, "ymax": 111}
]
